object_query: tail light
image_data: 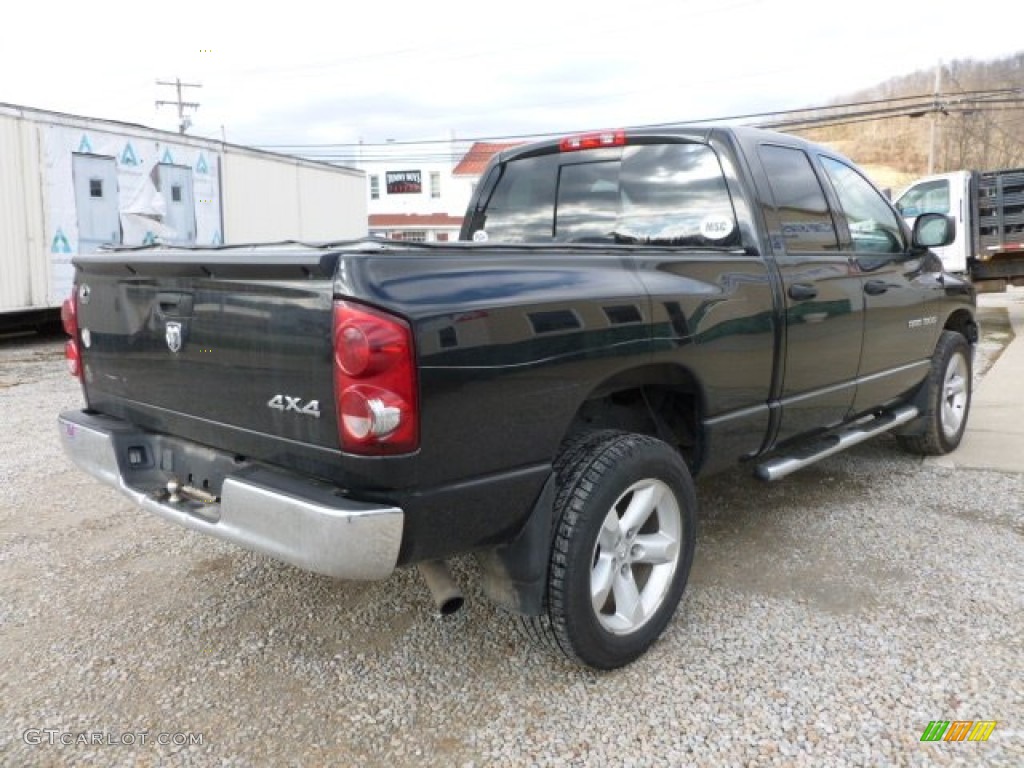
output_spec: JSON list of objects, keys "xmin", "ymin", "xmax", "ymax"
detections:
[
  {"xmin": 332, "ymin": 300, "xmax": 418, "ymax": 455},
  {"xmin": 61, "ymin": 290, "xmax": 82, "ymax": 379},
  {"xmin": 559, "ymin": 129, "xmax": 626, "ymax": 153}
]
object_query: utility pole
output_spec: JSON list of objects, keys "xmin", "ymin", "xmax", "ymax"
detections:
[
  {"xmin": 156, "ymin": 78, "xmax": 202, "ymax": 134},
  {"xmin": 927, "ymin": 62, "xmax": 942, "ymax": 174}
]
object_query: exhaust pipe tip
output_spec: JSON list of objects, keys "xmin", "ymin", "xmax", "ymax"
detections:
[
  {"xmin": 417, "ymin": 560, "xmax": 465, "ymax": 617},
  {"xmin": 437, "ymin": 594, "xmax": 465, "ymax": 617}
]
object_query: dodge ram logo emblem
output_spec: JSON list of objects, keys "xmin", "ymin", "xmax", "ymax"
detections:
[{"xmin": 165, "ymin": 321, "xmax": 183, "ymax": 353}]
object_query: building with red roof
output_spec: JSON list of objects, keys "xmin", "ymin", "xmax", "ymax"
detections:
[
  {"xmin": 452, "ymin": 142, "xmax": 520, "ymax": 177},
  {"xmin": 359, "ymin": 140, "xmax": 519, "ymax": 242}
]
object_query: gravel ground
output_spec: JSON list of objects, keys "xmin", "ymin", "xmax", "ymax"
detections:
[{"xmin": 1, "ymin": 309, "xmax": 1022, "ymax": 767}]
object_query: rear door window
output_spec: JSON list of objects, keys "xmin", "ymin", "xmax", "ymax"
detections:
[
  {"xmin": 757, "ymin": 144, "xmax": 839, "ymax": 252},
  {"xmin": 467, "ymin": 143, "xmax": 739, "ymax": 247}
]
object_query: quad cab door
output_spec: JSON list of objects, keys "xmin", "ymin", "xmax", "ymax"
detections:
[
  {"xmin": 755, "ymin": 143, "xmax": 863, "ymax": 443},
  {"xmin": 817, "ymin": 156, "xmax": 946, "ymax": 414}
]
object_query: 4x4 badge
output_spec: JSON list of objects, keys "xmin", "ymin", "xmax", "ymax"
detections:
[{"xmin": 165, "ymin": 321, "xmax": 183, "ymax": 353}]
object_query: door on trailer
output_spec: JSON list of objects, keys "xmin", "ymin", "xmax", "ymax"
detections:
[
  {"xmin": 156, "ymin": 164, "xmax": 197, "ymax": 244},
  {"xmin": 72, "ymin": 154, "xmax": 121, "ymax": 253}
]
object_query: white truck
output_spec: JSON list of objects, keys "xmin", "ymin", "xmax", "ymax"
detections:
[{"xmin": 894, "ymin": 168, "xmax": 1024, "ymax": 292}]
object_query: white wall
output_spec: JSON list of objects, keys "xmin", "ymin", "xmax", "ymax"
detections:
[
  {"xmin": 359, "ymin": 142, "xmax": 474, "ymax": 219},
  {"xmin": 40, "ymin": 123, "xmax": 224, "ymax": 250},
  {"xmin": 0, "ymin": 104, "xmax": 368, "ymax": 314},
  {"xmin": 0, "ymin": 113, "xmax": 48, "ymax": 313},
  {"xmin": 222, "ymin": 150, "xmax": 366, "ymax": 242}
]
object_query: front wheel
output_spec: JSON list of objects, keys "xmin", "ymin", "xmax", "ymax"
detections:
[
  {"xmin": 525, "ymin": 431, "xmax": 697, "ymax": 669},
  {"xmin": 898, "ymin": 330, "xmax": 972, "ymax": 455}
]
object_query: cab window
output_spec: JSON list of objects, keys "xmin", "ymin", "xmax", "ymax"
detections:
[
  {"xmin": 465, "ymin": 143, "xmax": 739, "ymax": 247},
  {"xmin": 758, "ymin": 145, "xmax": 839, "ymax": 252},
  {"xmin": 820, "ymin": 156, "xmax": 905, "ymax": 254},
  {"xmin": 469, "ymin": 155, "xmax": 558, "ymax": 242}
]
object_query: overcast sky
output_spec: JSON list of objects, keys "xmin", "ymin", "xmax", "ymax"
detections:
[{"xmin": 3, "ymin": 0, "xmax": 1021, "ymax": 158}]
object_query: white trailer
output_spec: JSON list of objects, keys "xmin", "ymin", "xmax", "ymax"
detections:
[{"xmin": 0, "ymin": 103, "xmax": 366, "ymax": 328}]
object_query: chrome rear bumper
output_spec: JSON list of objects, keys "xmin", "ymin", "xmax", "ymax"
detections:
[{"xmin": 57, "ymin": 410, "xmax": 403, "ymax": 580}]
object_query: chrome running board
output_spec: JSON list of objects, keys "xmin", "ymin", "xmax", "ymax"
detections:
[{"xmin": 754, "ymin": 405, "xmax": 919, "ymax": 482}]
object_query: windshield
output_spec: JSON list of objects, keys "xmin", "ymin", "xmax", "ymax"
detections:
[{"xmin": 465, "ymin": 142, "xmax": 741, "ymax": 247}]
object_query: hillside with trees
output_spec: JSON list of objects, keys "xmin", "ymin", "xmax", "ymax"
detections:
[{"xmin": 777, "ymin": 52, "xmax": 1024, "ymax": 191}]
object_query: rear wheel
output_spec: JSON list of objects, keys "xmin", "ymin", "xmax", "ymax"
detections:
[
  {"xmin": 524, "ymin": 431, "xmax": 696, "ymax": 669},
  {"xmin": 898, "ymin": 331, "xmax": 972, "ymax": 455}
]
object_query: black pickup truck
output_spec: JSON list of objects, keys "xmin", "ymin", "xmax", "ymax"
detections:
[{"xmin": 58, "ymin": 126, "xmax": 976, "ymax": 669}]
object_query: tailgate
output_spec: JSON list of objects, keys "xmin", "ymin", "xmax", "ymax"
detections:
[{"xmin": 74, "ymin": 247, "xmax": 342, "ymax": 467}]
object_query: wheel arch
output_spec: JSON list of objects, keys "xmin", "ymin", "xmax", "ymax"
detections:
[
  {"xmin": 943, "ymin": 307, "xmax": 979, "ymax": 344},
  {"xmin": 560, "ymin": 362, "xmax": 708, "ymax": 474}
]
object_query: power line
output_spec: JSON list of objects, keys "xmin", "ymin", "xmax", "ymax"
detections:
[
  {"xmin": 241, "ymin": 87, "xmax": 1023, "ymax": 171},
  {"xmin": 256, "ymin": 88, "xmax": 1017, "ymax": 154},
  {"xmin": 763, "ymin": 94, "xmax": 1024, "ymax": 132},
  {"xmin": 156, "ymin": 78, "xmax": 202, "ymax": 134},
  {"xmin": 284, "ymin": 102, "xmax": 1024, "ymax": 165}
]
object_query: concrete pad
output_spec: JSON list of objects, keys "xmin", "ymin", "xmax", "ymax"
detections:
[{"xmin": 927, "ymin": 287, "xmax": 1024, "ymax": 473}]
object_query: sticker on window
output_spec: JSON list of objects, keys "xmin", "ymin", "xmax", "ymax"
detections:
[
  {"xmin": 472, "ymin": 230, "xmax": 489, "ymax": 243},
  {"xmin": 700, "ymin": 215, "xmax": 734, "ymax": 241}
]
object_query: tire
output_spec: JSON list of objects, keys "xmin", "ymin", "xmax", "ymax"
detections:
[
  {"xmin": 898, "ymin": 331, "xmax": 972, "ymax": 455},
  {"xmin": 524, "ymin": 431, "xmax": 697, "ymax": 669}
]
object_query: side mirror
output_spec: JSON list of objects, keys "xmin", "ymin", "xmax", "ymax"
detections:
[{"xmin": 912, "ymin": 212, "xmax": 955, "ymax": 249}]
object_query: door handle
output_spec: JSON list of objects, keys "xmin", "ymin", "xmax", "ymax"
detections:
[
  {"xmin": 788, "ymin": 283, "xmax": 818, "ymax": 301},
  {"xmin": 864, "ymin": 280, "xmax": 889, "ymax": 296}
]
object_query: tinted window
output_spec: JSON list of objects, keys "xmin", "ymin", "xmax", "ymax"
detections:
[
  {"xmin": 820, "ymin": 156, "xmax": 905, "ymax": 254},
  {"xmin": 471, "ymin": 155, "xmax": 558, "ymax": 241},
  {"xmin": 758, "ymin": 145, "xmax": 838, "ymax": 252},
  {"xmin": 555, "ymin": 161, "xmax": 620, "ymax": 241},
  {"xmin": 616, "ymin": 144, "xmax": 738, "ymax": 246},
  {"xmin": 466, "ymin": 143, "xmax": 739, "ymax": 246}
]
